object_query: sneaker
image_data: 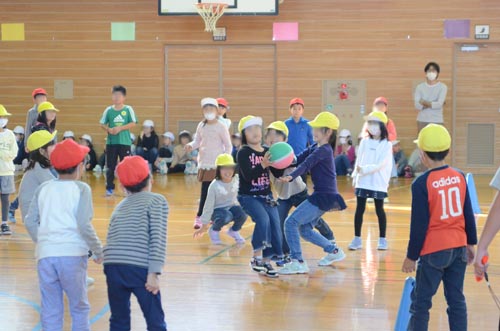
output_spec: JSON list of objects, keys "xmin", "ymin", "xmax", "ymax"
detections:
[
  {"xmin": 226, "ymin": 229, "xmax": 245, "ymax": 244},
  {"xmin": 105, "ymin": 189, "xmax": 114, "ymax": 197},
  {"xmin": 377, "ymin": 238, "xmax": 388, "ymax": 250},
  {"xmin": 275, "ymin": 256, "xmax": 291, "ymax": 267},
  {"xmin": 208, "ymin": 228, "xmax": 223, "ymax": 245},
  {"xmin": 278, "ymin": 260, "xmax": 310, "ymax": 275},
  {"xmin": 384, "ymin": 197, "xmax": 390, "ymax": 203},
  {"xmin": 348, "ymin": 237, "xmax": 362, "ymax": 250},
  {"xmin": 1, "ymin": 223, "xmax": 12, "ymax": 235},
  {"xmin": 93, "ymin": 165, "xmax": 102, "ymax": 173},
  {"xmin": 329, "ymin": 239, "xmax": 336, "ymax": 246},
  {"xmin": 318, "ymin": 247, "xmax": 346, "ymax": 266},
  {"xmin": 263, "ymin": 262, "xmax": 279, "ymax": 278},
  {"xmin": 8, "ymin": 211, "xmax": 16, "ymax": 223},
  {"xmin": 250, "ymin": 258, "xmax": 267, "ymax": 273},
  {"xmin": 86, "ymin": 276, "xmax": 95, "ymax": 287},
  {"xmin": 193, "ymin": 216, "xmax": 202, "ymax": 230},
  {"xmin": 367, "ymin": 198, "xmax": 374, "ymax": 202}
]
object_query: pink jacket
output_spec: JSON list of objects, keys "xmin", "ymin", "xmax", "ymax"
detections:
[{"xmin": 188, "ymin": 120, "xmax": 232, "ymax": 169}]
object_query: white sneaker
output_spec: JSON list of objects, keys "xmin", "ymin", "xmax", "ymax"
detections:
[
  {"xmin": 318, "ymin": 247, "xmax": 346, "ymax": 266},
  {"xmin": 348, "ymin": 237, "xmax": 362, "ymax": 250},
  {"xmin": 278, "ymin": 260, "xmax": 310, "ymax": 275},
  {"xmin": 377, "ymin": 238, "xmax": 388, "ymax": 250},
  {"xmin": 384, "ymin": 197, "xmax": 390, "ymax": 203},
  {"xmin": 226, "ymin": 229, "xmax": 245, "ymax": 244},
  {"xmin": 86, "ymin": 276, "xmax": 95, "ymax": 287}
]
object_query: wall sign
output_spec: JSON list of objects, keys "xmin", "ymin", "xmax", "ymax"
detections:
[{"xmin": 475, "ymin": 25, "xmax": 490, "ymax": 40}]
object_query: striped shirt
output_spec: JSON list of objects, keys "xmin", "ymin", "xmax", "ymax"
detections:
[{"xmin": 103, "ymin": 191, "xmax": 169, "ymax": 273}]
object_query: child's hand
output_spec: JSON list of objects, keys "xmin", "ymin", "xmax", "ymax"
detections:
[
  {"xmin": 108, "ymin": 127, "xmax": 118, "ymax": 135},
  {"xmin": 466, "ymin": 245, "xmax": 475, "ymax": 265},
  {"xmin": 193, "ymin": 224, "xmax": 209, "ymax": 239},
  {"xmin": 279, "ymin": 176, "xmax": 293, "ymax": 183},
  {"xmin": 402, "ymin": 257, "xmax": 416, "ymax": 273},
  {"xmin": 185, "ymin": 144, "xmax": 193, "ymax": 152},
  {"xmin": 146, "ymin": 273, "xmax": 160, "ymax": 295},
  {"xmin": 356, "ymin": 165, "xmax": 362, "ymax": 174},
  {"xmin": 93, "ymin": 257, "xmax": 103, "ymax": 264},
  {"xmin": 261, "ymin": 152, "xmax": 271, "ymax": 169},
  {"xmin": 474, "ymin": 247, "xmax": 488, "ymax": 279}
]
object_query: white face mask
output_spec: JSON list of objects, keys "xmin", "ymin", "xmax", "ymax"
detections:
[
  {"xmin": 204, "ymin": 112, "xmax": 216, "ymax": 121},
  {"xmin": 426, "ymin": 72, "xmax": 437, "ymax": 81},
  {"xmin": 339, "ymin": 137, "xmax": 347, "ymax": 145},
  {"xmin": 0, "ymin": 119, "xmax": 8, "ymax": 128},
  {"xmin": 368, "ymin": 124, "xmax": 381, "ymax": 136}
]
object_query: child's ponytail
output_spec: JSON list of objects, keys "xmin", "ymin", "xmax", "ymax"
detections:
[{"xmin": 323, "ymin": 128, "xmax": 337, "ymax": 151}]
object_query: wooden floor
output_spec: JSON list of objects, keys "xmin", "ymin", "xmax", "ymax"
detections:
[{"xmin": 1, "ymin": 172, "xmax": 500, "ymax": 331}]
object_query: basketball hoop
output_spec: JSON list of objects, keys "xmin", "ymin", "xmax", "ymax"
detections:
[{"xmin": 195, "ymin": 3, "xmax": 228, "ymax": 32}]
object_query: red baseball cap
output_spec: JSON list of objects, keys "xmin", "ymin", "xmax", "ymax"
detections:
[
  {"xmin": 50, "ymin": 139, "xmax": 89, "ymax": 170},
  {"xmin": 32, "ymin": 88, "xmax": 47, "ymax": 98},
  {"xmin": 289, "ymin": 97, "xmax": 304, "ymax": 107},
  {"xmin": 373, "ymin": 96, "xmax": 388, "ymax": 106},
  {"xmin": 216, "ymin": 98, "xmax": 229, "ymax": 108},
  {"xmin": 116, "ymin": 156, "xmax": 150, "ymax": 187}
]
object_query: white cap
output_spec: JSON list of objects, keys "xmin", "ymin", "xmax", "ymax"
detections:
[
  {"xmin": 63, "ymin": 131, "xmax": 74, "ymax": 138},
  {"xmin": 339, "ymin": 129, "xmax": 351, "ymax": 138},
  {"xmin": 130, "ymin": 133, "xmax": 136, "ymax": 141},
  {"xmin": 162, "ymin": 131, "xmax": 175, "ymax": 141},
  {"xmin": 81, "ymin": 134, "xmax": 92, "ymax": 143},
  {"xmin": 241, "ymin": 117, "xmax": 263, "ymax": 131},
  {"xmin": 201, "ymin": 98, "xmax": 219, "ymax": 108},
  {"xmin": 13, "ymin": 126, "xmax": 24, "ymax": 134},
  {"xmin": 143, "ymin": 120, "xmax": 154, "ymax": 128},
  {"xmin": 392, "ymin": 140, "xmax": 400, "ymax": 146}
]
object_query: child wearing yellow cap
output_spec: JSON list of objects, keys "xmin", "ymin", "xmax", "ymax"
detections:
[
  {"xmin": 193, "ymin": 153, "xmax": 247, "ymax": 245},
  {"xmin": 349, "ymin": 110, "xmax": 393, "ymax": 251},
  {"xmin": 0, "ymin": 105, "xmax": 18, "ymax": 235},
  {"xmin": 402, "ymin": 124, "xmax": 477, "ymax": 330},
  {"xmin": 265, "ymin": 121, "xmax": 336, "ymax": 265},
  {"xmin": 32, "ymin": 101, "xmax": 58, "ymax": 134}
]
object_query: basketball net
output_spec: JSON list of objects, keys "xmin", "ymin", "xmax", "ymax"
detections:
[{"xmin": 195, "ymin": 3, "xmax": 228, "ymax": 32}]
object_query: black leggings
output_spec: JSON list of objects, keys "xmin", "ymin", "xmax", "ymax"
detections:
[
  {"xmin": 196, "ymin": 181, "xmax": 211, "ymax": 217},
  {"xmin": 354, "ymin": 196, "xmax": 387, "ymax": 238}
]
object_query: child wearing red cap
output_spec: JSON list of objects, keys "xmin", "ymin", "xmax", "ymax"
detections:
[
  {"xmin": 24, "ymin": 88, "xmax": 48, "ymax": 149},
  {"xmin": 24, "ymin": 139, "xmax": 103, "ymax": 331},
  {"xmin": 104, "ymin": 156, "xmax": 168, "ymax": 331},
  {"xmin": 216, "ymin": 97, "xmax": 232, "ymax": 130}
]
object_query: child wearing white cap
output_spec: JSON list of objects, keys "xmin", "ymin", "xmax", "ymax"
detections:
[
  {"xmin": 63, "ymin": 131, "xmax": 75, "ymax": 141},
  {"xmin": 155, "ymin": 132, "xmax": 175, "ymax": 175},
  {"xmin": 80, "ymin": 134, "xmax": 98, "ymax": 171},
  {"xmin": 13, "ymin": 126, "xmax": 28, "ymax": 170},
  {"xmin": 136, "ymin": 120, "xmax": 159, "ymax": 171},
  {"xmin": 334, "ymin": 129, "xmax": 355, "ymax": 176},
  {"xmin": 187, "ymin": 98, "xmax": 232, "ymax": 230}
]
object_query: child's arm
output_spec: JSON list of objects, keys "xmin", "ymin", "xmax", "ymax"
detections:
[
  {"xmin": 357, "ymin": 141, "xmax": 392, "ymax": 175},
  {"xmin": 24, "ymin": 188, "xmax": 41, "ymax": 242},
  {"xmin": 387, "ymin": 120, "xmax": 397, "ymax": 141},
  {"xmin": 2, "ymin": 132, "xmax": 19, "ymax": 161},
  {"xmin": 147, "ymin": 195, "xmax": 169, "ymax": 274},
  {"xmin": 99, "ymin": 108, "xmax": 110, "ymax": 132},
  {"xmin": 294, "ymin": 147, "xmax": 312, "ymax": 166},
  {"xmin": 404, "ymin": 180, "xmax": 430, "ymax": 269},
  {"xmin": 194, "ymin": 182, "xmax": 217, "ymax": 237},
  {"xmin": 220, "ymin": 125, "xmax": 232, "ymax": 154},
  {"xmin": 475, "ymin": 192, "xmax": 500, "ymax": 276},
  {"xmin": 307, "ymin": 126, "xmax": 314, "ymax": 147},
  {"xmin": 187, "ymin": 123, "xmax": 203, "ymax": 151},
  {"xmin": 75, "ymin": 184, "xmax": 103, "ymax": 260},
  {"xmin": 288, "ymin": 147, "xmax": 323, "ymax": 180}
]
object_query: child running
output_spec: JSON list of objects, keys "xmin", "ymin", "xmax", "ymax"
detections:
[
  {"xmin": 193, "ymin": 153, "xmax": 247, "ymax": 245},
  {"xmin": 265, "ymin": 121, "xmax": 336, "ymax": 263},
  {"xmin": 104, "ymin": 156, "xmax": 168, "ymax": 331},
  {"xmin": 349, "ymin": 110, "xmax": 393, "ymax": 251},
  {"xmin": 0, "ymin": 105, "xmax": 18, "ymax": 235},
  {"xmin": 24, "ymin": 139, "xmax": 103, "ymax": 330},
  {"xmin": 237, "ymin": 116, "xmax": 283, "ymax": 278},
  {"xmin": 187, "ymin": 98, "xmax": 232, "ymax": 229},
  {"xmin": 276, "ymin": 113, "xmax": 346, "ymax": 274},
  {"xmin": 402, "ymin": 124, "xmax": 476, "ymax": 330}
]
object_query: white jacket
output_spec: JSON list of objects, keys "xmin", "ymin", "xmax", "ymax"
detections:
[
  {"xmin": 352, "ymin": 138, "xmax": 392, "ymax": 193},
  {"xmin": 0, "ymin": 129, "xmax": 18, "ymax": 176}
]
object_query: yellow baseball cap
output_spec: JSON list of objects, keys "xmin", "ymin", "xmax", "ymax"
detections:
[
  {"xmin": 364, "ymin": 110, "xmax": 388, "ymax": 124},
  {"xmin": 27, "ymin": 130, "xmax": 57, "ymax": 152},
  {"xmin": 238, "ymin": 115, "xmax": 263, "ymax": 133},
  {"xmin": 215, "ymin": 153, "xmax": 236, "ymax": 167},
  {"xmin": 308, "ymin": 112, "xmax": 340, "ymax": 130},
  {"xmin": 37, "ymin": 101, "xmax": 59, "ymax": 113},
  {"xmin": 414, "ymin": 124, "xmax": 451, "ymax": 152},
  {"xmin": 267, "ymin": 121, "xmax": 289, "ymax": 137},
  {"xmin": 0, "ymin": 105, "xmax": 12, "ymax": 117}
]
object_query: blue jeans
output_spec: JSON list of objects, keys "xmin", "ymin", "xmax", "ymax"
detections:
[
  {"xmin": 104, "ymin": 264, "xmax": 167, "ymax": 331},
  {"xmin": 211, "ymin": 205, "xmax": 247, "ymax": 232},
  {"xmin": 238, "ymin": 195, "xmax": 283, "ymax": 259},
  {"xmin": 335, "ymin": 155, "xmax": 352, "ymax": 176},
  {"xmin": 9, "ymin": 196, "xmax": 18, "ymax": 213},
  {"xmin": 409, "ymin": 247, "xmax": 468, "ymax": 331},
  {"xmin": 38, "ymin": 256, "xmax": 89, "ymax": 331},
  {"xmin": 136, "ymin": 147, "xmax": 159, "ymax": 165},
  {"xmin": 284, "ymin": 199, "xmax": 336, "ymax": 261},
  {"xmin": 278, "ymin": 189, "xmax": 334, "ymax": 254}
]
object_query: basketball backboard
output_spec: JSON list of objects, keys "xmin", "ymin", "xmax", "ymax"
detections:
[{"xmin": 158, "ymin": 0, "xmax": 279, "ymax": 16}]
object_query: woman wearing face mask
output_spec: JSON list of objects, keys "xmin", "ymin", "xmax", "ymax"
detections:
[
  {"xmin": 334, "ymin": 129, "xmax": 355, "ymax": 176},
  {"xmin": 414, "ymin": 62, "xmax": 448, "ymax": 133},
  {"xmin": 186, "ymin": 98, "xmax": 232, "ymax": 230},
  {"xmin": 349, "ymin": 111, "xmax": 393, "ymax": 251}
]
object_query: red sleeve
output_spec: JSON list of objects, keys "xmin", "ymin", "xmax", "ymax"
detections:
[{"xmin": 387, "ymin": 119, "xmax": 397, "ymax": 141}]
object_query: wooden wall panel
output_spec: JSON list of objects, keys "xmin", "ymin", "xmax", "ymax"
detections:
[{"xmin": 0, "ymin": 0, "xmax": 499, "ymax": 164}]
